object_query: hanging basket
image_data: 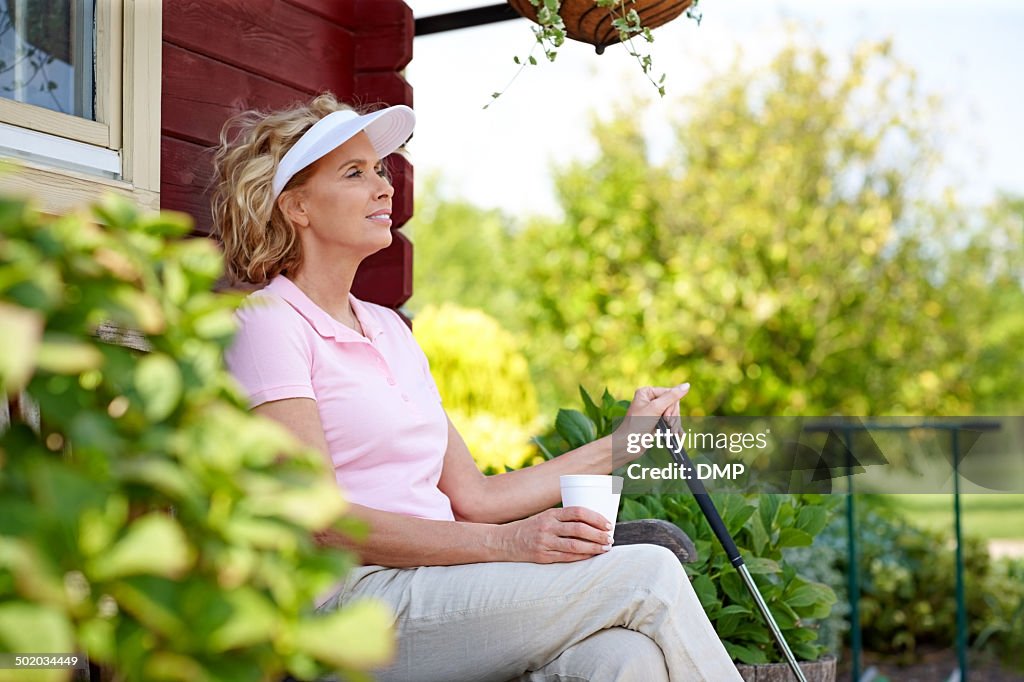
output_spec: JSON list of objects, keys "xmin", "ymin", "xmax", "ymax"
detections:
[{"xmin": 507, "ymin": 0, "xmax": 694, "ymax": 53}]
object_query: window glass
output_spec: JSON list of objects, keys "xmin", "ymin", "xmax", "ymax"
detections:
[{"xmin": 0, "ymin": 0, "xmax": 95, "ymax": 119}]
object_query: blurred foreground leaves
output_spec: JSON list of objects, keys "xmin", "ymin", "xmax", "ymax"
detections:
[{"xmin": 0, "ymin": 195, "xmax": 392, "ymax": 681}]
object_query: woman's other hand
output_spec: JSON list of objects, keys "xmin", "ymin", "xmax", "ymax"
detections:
[
  {"xmin": 499, "ymin": 506, "xmax": 614, "ymax": 563},
  {"xmin": 625, "ymin": 383, "xmax": 690, "ymax": 421},
  {"xmin": 612, "ymin": 383, "xmax": 691, "ymax": 467}
]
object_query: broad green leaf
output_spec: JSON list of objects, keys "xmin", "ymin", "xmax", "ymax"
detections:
[
  {"xmin": 720, "ymin": 571, "xmax": 749, "ymax": 606},
  {"xmin": 114, "ymin": 457, "xmax": 196, "ymax": 501},
  {"xmin": 110, "ymin": 578, "xmax": 190, "ymax": 642},
  {"xmin": 785, "ymin": 581, "xmax": 834, "ymax": 609},
  {"xmin": 0, "ymin": 302, "xmax": 42, "ymax": 391},
  {"xmin": 723, "ymin": 641, "xmax": 769, "ymax": 665},
  {"xmin": 0, "ymin": 604, "xmax": 74, "ymax": 682},
  {"xmin": 618, "ymin": 497, "xmax": 649, "ymax": 521},
  {"xmin": 0, "ymin": 538, "xmax": 65, "ymax": 605},
  {"xmin": 690, "ymin": 573, "xmax": 717, "ymax": 610},
  {"xmin": 77, "ymin": 497, "xmax": 129, "ymax": 557},
  {"xmin": 35, "ymin": 336, "xmax": 104, "ymax": 375},
  {"xmin": 747, "ymin": 509, "xmax": 769, "ymax": 556},
  {"xmin": 758, "ymin": 495, "xmax": 781, "ymax": 534},
  {"xmin": 770, "ymin": 600, "xmax": 798, "ymax": 629},
  {"xmin": 111, "ymin": 288, "xmax": 165, "ymax": 334},
  {"xmin": 93, "ymin": 194, "xmax": 139, "ymax": 228},
  {"xmin": 791, "ymin": 641, "xmax": 822, "ymax": 662},
  {"xmin": 223, "ymin": 517, "xmax": 298, "ymax": 552},
  {"xmin": 208, "ymin": 588, "xmax": 280, "ymax": 651},
  {"xmin": 142, "ymin": 652, "xmax": 210, "ymax": 682},
  {"xmin": 137, "ymin": 211, "xmax": 192, "ymax": 238},
  {"xmin": 292, "ymin": 599, "xmax": 394, "ymax": 669},
  {"xmin": 744, "ymin": 557, "xmax": 782, "ymax": 575},
  {"xmin": 777, "ymin": 528, "xmax": 814, "ymax": 548},
  {"xmin": 716, "ymin": 612, "xmax": 743, "ymax": 637},
  {"xmin": 718, "ymin": 604, "xmax": 753, "ymax": 617},
  {"xmin": 578, "ymin": 385, "xmax": 601, "ymax": 426},
  {"xmin": 192, "ymin": 308, "xmax": 237, "ymax": 339},
  {"xmin": 89, "ymin": 514, "xmax": 194, "ymax": 581},
  {"xmin": 244, "ymin": 481, "xmax": 347, "ymax": 530},
  {"xmin": 796, "ymin": 506, "xmax": 828, "ymax": 536},
  {"xmin": 135, "ymin": 353, "xmax": 182, "ymax": 422},
  {"xmin": 554, "ymin": 409, "xmax": 596, "ymax": 448},
  {"xmin": 731, "ymin": 622, "xmax": 772, "ymax": 644}
]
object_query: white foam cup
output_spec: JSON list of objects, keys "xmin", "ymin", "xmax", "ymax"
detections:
[{"xmin": 559, "ymin": 474, "xmax": 623, "ymax": 539}]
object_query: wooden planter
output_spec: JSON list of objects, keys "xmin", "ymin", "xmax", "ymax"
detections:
[
  {"xmin": 507, "ymin": 0, "xmax": 694, "ymax": 52},
  {"xmin": 736, "ymin": 655, "xmax": 837, "ymax": 682}
]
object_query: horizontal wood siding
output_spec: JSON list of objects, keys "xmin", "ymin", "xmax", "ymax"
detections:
[
  {"xmin": 162, "ymin": 43, "xmax": 312, "ymax": 148},
  {"xmin": 162, "ymin": 0, "xmax": 354, "ymax": 95},
  {"xmin": 160, "ymin": 136, "xmax": 213, "ymax": 232},
  {"xmin": 161, "ymin": 0, "xmax": 416, "ymax": 309}
]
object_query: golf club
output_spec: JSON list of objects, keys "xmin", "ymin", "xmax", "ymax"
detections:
[{"xmin": 655, "ymin": 417, "xmax": 808, "ymax": 682}]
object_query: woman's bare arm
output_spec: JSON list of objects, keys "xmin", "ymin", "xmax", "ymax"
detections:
[
  {"xmin": 438, "ymin": 384, "xmax": 691, "ymax": 524},
  {"xmin": 438, "ymin": 417, "xmax": 613, "ymax": 524},
  {"xmin": 253, "ymin": 397, "xmax": 612, "ymax": 567}
]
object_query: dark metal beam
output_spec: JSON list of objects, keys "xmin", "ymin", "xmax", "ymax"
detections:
[{"xmin": 414, "ymin": 3, "xmax": 522, "ymax": 37}]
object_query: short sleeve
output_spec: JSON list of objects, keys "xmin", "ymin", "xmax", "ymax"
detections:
[{"xmin": 226, "ymin": 295, "xmax": 317, "ymax": 407}]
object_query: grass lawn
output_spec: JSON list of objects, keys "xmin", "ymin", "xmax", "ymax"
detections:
[{"xmin": 869, "ymin": 494, "xmax": 1024, "ymax": 541}]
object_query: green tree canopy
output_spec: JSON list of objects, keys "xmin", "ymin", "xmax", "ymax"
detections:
[{"xmin": 513, "ymin": 40, "xmax": 1022, "ymax": 415}]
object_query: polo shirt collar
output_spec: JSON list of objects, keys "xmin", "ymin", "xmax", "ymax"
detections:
[{"xmin": 266, "ymin": 275, "xmax": 384, "ymax": 343}]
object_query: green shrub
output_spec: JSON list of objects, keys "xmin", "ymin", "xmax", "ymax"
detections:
[
  {"xmin": 535, "ymin": 387, "xmax": 839, "ymax": 665},
  {"xmin": 824, "ymin": 497, "xmax": 1024, "ymax": 668},
  {"xmin": 0, "ymin": 194, "xmax": 391, "ymax": 681}
]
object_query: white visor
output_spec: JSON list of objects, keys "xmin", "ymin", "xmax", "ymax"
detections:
[{"xmin": 271, "ymin": 104, "xmax": 415, "ymax": 198}]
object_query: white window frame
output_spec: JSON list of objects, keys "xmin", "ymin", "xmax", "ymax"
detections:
[{"xmin": 0, "ymin": 0, "xmax": 161, "ymax": 213}]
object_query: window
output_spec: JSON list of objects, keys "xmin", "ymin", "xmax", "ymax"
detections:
[{"xmin": 0, "ymin": 0, "xmax": 161, "ymax": 212}]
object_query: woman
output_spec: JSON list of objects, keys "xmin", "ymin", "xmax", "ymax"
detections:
[{"xmin": 214, "ymin": 93, "xmax": 742, "ymax": 682}]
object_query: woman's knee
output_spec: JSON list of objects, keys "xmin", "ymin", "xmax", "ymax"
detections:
[{"xmin": 605, "ymin": 544, "xmax": 687, "ymax": 592}]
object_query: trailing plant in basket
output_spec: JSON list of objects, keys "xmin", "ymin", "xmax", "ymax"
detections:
[
  {"xmin": 534, "ymin": 386, "xmax": 839, "ymax": 664},
  {"xmin": 0, "ymin": 193, "xmax": 391, "ymax": 681},
  {"xmin": 490, "ymin": 0, "xmax": 704, "ymax": 106}
]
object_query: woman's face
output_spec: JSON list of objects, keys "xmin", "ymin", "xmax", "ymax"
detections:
[{"xmin": 281, "ymin": 130, "xmax": 395, "ymax": 263}]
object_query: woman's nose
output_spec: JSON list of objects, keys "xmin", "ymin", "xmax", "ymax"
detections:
[{"xmin": 376, "ymin": 173, "xmax": 395, "ymax": 199}]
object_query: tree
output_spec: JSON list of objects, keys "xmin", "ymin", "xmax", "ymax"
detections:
[
  {"xmin": 406, "ymin": 174, "xmax": 521, "ymax": 322},
  {"xmin": 514, "ymin": 40, "xmax": 1022, "ymax": 416}
]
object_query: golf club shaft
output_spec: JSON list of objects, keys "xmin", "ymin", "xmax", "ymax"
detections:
[
  {"xmin": 655, "ymin": 418, "xmax": 807, "ymax": 682},
  {"xmin": 738, "ymin": 563, "xmax": 808, "ymax": 682}
]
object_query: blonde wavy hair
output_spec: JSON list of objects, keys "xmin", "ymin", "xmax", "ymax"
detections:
[{"xmin": 211, "ymin": 92, "xmax": 358, "ymax": 285}]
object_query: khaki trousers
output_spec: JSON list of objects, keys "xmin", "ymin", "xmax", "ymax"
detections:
[{"xmin": 319, "ymin": 544, "xmax": 743, "ymax": 682}]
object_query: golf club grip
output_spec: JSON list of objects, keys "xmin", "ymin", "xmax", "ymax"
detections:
[{"xmin": 656, "ymin": 418, "xmax": 745, "ymax": 568}]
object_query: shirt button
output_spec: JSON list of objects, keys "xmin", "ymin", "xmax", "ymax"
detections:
[
  {"xmin": 387, "ymin": 377, "xmax": 396, "ymax": 385},
  {"xmin": 401, "ymin": 394, "xmax": 410, "ymax": 402}
]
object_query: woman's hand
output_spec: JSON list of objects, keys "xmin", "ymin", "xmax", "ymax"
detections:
[
  {"xmin": 499, "ymin": 506, "xmax": 614, "ymax": 563},
  {"xmin": 612, "ymin": 383, "xmax": 691, "ymax": 467},
  {"xmin": 625, "ymin": 383, "xmax": 690, "ymax": 421}
]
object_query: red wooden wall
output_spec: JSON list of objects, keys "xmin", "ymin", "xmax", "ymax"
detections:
[{"xmin": 160, "ymin": 0, "xmax": 415, "ymax": 308}]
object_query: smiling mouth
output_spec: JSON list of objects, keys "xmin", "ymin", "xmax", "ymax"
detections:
[{"xmin": 366, "ymin": 213, "xmax": 392, "ymax": 223}]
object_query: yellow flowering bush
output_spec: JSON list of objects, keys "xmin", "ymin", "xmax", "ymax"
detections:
[{"xmin": 413, "ymin": 304, "xmax": 540, "ymax": 473}]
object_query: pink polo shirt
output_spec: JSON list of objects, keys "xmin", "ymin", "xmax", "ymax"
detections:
[{"xmin": 225, "ymin": 275, "xmax": 455, "ymax": 521}]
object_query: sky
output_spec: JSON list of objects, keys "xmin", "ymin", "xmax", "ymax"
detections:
[{"xmin": 403, "ymin": 0, "xmax": 1024, "ymax": 218}]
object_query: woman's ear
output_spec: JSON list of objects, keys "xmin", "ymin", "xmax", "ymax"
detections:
[{"xmin": 277, "ymin": 189, "xmax": 309, "ymax": 228}]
